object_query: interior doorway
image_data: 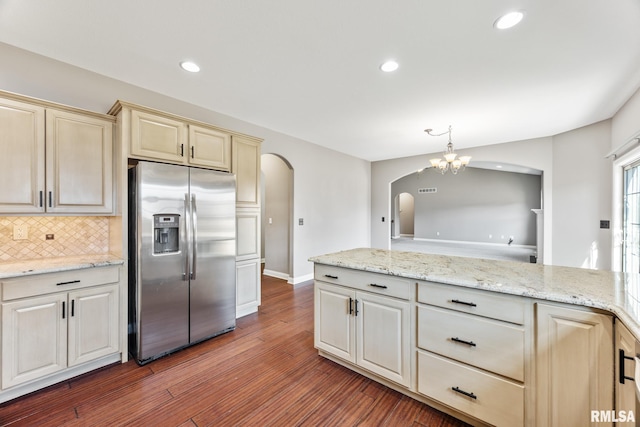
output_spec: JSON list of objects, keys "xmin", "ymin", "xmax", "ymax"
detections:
[
  {"xmin": 260, "ymin": 153, "xmax": 294, "ymax": 281},
  {"xmin": 393, "ymin": 192, "xmax": 415, "ymax": 238}
]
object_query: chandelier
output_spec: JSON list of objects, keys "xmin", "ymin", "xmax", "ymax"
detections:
[{"xmin": 425, "ymin": 125, "xmax": 471, "ymax": 174}]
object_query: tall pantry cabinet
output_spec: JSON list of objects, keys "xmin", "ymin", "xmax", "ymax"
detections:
[{"xmin": 108, "ymin": 101, "xmax": 263, "ymax": 318}]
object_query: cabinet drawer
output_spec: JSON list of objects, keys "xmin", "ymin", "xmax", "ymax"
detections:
[
  {"xmin": 2, "ymin": 266, "xmax": 119, "ymax": 301},
  {"xmin": 418, "ymin": 305, "xmax": 524, "ymax": 381},
  {"xmin": 417, "ymin": 281, "xmax": 525, "ymax": 324},
  {"xmin": 315, "ymin": 264, "xmax": 411, "ymax": 300},
  {"xmin": 418, "ymin": 350, "xmax": 524, "ymax": 427}
]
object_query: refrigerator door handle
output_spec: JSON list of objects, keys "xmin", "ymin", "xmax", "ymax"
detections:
[
  {"xmin": 183, "ymin": 193, "xmax": 190, "ymax": 281},
  {"xmin": 191, "ymin": 193, "xmax": 198, "ymax": 280}
]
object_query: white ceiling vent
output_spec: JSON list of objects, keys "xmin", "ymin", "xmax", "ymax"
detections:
[{"xmin": 418, "ymin": 188, "xmax": 437, "ymax": 194}]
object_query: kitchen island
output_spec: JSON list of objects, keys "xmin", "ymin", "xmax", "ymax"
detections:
[{"xmin": 310, "ymin": 248, "xmax": 639, "ymax": 427}]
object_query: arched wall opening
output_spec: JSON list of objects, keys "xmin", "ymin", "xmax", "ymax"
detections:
[
  {"xmin": 389, "ymin": 163, "xmax": 543, "ymax": 262},
  {"xmin": 261, "ymin": 153, "xmax": 294, "ymax": 281}
]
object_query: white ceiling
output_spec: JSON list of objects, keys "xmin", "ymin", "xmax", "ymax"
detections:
[{"xmin": 1, "ymin": 0, "xmax": 639, "ymax": 161}]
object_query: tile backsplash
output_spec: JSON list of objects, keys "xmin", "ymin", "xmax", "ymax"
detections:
[{"xmin": 0, "ymin": 217, "xmax": 109, "ymax": 262}]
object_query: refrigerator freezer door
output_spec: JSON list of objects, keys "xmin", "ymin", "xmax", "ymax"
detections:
[
  {"xmin": 137, "ymin": 162, "xmax": 190, "ymax": 361},
  {"xmin": 189, "ymin": 167, "xmax": 237, "ymax": 343}
]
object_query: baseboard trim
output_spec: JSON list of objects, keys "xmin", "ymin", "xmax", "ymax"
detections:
[
  {"xmin": 263, "ymin": 269, "xmax": 289, "ymax": 281},
  {"xmin": 411, "ymin": 237, "xmax": 535, "ymax": 250},
  {"xmin": 289, "ymin": 273, "xmax": 314, "ymax": 288}
]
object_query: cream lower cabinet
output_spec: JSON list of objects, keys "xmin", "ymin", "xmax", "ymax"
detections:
[
  {"xmin": 314, "ymin": 275, "xmax": 411, "ymax": 388},
  {"xmin": 236, "ymin": 208, "xmax": 261, "ymax": 318},
  {"xmin": 1, "ymin": 267, "xmax": 121, "ymax": 401},
  {"xmin": 535, "ymin": 303, "xmax": 614, "ymax": 427},
  {"xmin": 615, "ymin": 320, "xmax": 638, "ymax": 426},
  {"xmin": 416, "ymin": 281, "xmax": 527, "ymax": 427}
]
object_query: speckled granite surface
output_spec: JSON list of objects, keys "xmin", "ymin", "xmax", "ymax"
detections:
[
  {"xmin": 309, "ymin": 248, "xmax": 640, "ymax": 341},
  {"xmin": 0, "ymin": 254, "xmax": 124, "ymax": 279}
]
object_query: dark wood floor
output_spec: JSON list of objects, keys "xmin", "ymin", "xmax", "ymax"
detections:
[{"xmin": 0, "ymin": 274, "xmax": 469, "ymax": 426}]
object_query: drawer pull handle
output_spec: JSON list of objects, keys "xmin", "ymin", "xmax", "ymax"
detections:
[
  {"xmin": 619, "ymin": 349, "xmax": 636, "ymax": 384},
  {"xmin": 451, "ymin": 337, "xmax": 476, "ymax": 347},
  {"xmin": 452, "ymin": 386, "xmax": 477, "ymax": 400},
  {"xmin": 451, "ymin": 299, "xmax": 477, "ymax": 307},
  {"xmin": 324, "ymin": 274, "xmax": 338, "ymax": 279},
  {"xmin": 369, "ymin": 283, "xmax": 388, "ymax": 289},
  {"xmin": 349, "ymin": 297, "xmax": 354, "ymax": 315},
  {"xmin": 57, "ymin": 280, "xmax": 81, "ymax": 286},
  {"xmin": 354, "ymin": 299, "xmax": 359, "ymax": 316}
]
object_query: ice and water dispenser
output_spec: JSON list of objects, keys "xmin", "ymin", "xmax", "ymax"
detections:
[{"xmin": 153, "ymin": 214, "xmax": 180, "ymax": 254}]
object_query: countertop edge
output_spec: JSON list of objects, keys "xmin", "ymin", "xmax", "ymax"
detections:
[
  {"xmin": 0, "ymin": 256, "xmax": 125, "ymax": 280},
  {"xmin": 309, "ymin": 252, "xmax": 640, "ymax": 342}
]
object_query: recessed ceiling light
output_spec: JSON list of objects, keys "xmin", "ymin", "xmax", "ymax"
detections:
[
  {"xmin": 494, "ymin": 11, "xmax": 524, "ymax": 30},
  {"xmin": 179, "ymin": 61, "xmax": 200, "ymax": 73},
  {"xmin": 496, "ymin": 165, "xmax": 503, "ymax": 168},
  {"xmin": 380, "ymin": 60, "xmax": 399, "ymax": 73}
]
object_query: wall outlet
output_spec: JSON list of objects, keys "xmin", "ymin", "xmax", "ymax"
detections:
[{"xmin": 13, "ymin": 224, "xmax": 28, "ymax": 240}]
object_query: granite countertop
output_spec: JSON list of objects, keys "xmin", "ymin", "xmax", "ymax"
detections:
[
  {"xmin": 309, "ymin": 248, "xmax": 640, "ymax": 341},
  {"xmin": 0, "ymin": 254, "xmax": 125, "ymax": 279}
]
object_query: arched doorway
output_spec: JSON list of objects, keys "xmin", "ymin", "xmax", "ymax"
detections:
[{"xmin": 261, "ymin": 153, "xmax": 294, "ymax": 281}]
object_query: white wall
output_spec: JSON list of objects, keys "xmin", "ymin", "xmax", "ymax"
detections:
[
  {"xmin": 0, "ymin": 42, "xmax": 371, "ymax": 283},
  {"xmin": 552, "ymin": 121, "xmax": 612, "ymax": 270}
]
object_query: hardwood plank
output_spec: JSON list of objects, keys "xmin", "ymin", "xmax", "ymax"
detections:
[{"xmin": 0, "ymin": 274, "xmax": 470, "ymax": 427}]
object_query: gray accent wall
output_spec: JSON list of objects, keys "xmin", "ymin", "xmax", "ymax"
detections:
[{"xmin": 392, "ymin": 168, "xmax": 541, "ymax": 246}]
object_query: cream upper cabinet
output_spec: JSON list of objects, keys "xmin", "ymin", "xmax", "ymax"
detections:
[
  {"xmin": 46, "ymin": 109, "xmax": 113, "ymax": 213},
  {"xmin": 189, "ymin": 124, "xmax": 231, "ymax": 171},
  {"xmin": 536, "ymin": 303, "xmax": 614, "ymax": 427},
  {"xmin": 232, "ymin": 136, "xmax": 261, "ymax": 207},
  {"xmin": 128, "ymin": 107, "xmax": 232, "ymax": 171},
  {"xmin": 130, "ymin": 109, "xmax": 188, "ymax": 163},
  {"xmin": 0, "ymin": 97, "xmax": 45, "ymax": 213},
  {"xmin": 0, "ymin": 94, "xmax": 114, "ymax": 215}
]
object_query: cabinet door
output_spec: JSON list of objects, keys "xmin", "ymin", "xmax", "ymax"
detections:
[
  {"xmin": 2, "ymin": 294, "xmax": 67, "ymax": 389},
  {"xmin": 314, "ymin": 281, "xmax": 356, "ymax": 363},
  {"xmin": 236, "ymin": 259, "xmax": 261, "ymax": 318},
  {"xmin": 232, "ymin": 136, "xmax": 261, "ymax": 207},
  {"xmin": 0, "ymin": 97, "xmax": 45, "ymax": 213},
  {"xmin": 68, "ymin": 284, "xmax": 119, "ymax": 367},
  {"xmin": 237, "ymin": 208, "xmax": 260, "ymax": 261},
  {"xmin": 536, "ymin": 303, "xmax": 613, "ymax": 427},
  {"xmin": 615, "ymin": 320, "xmax": 637, "ymax": 426},
  {"xmin": 188, "ymin": 125, "xmax": 231, "ymax": 171},
  {"xmin": 357, "ymin": 291, "xmax": 411, "ymax": 387},
  {"xmin": 131, "ymin": 109, "xmax": 187, "ymax": 163},
  {"xmin": 46, "ymin": 109, "xmax": 113, "ymax": 213}
]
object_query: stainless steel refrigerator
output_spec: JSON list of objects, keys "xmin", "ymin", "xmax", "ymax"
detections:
[{"xmin": 128, "ymin": 161, "xmax": 236, "ymax": 364}]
